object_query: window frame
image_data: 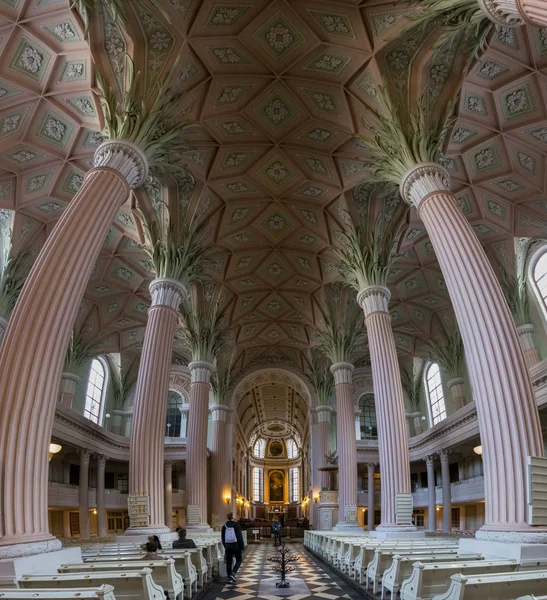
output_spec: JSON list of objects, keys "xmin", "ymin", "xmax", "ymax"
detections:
[
  {"xmin": 252, "ymin": 467, "xmax": 263, "ymax": 503},
  {"xmin": 425, "ymin": 362, "xmax": 447, "ymax": 427},
  {"xmin": 166, "ymin": 389, "xmax": 185, "ymax": 437},
  {"xmin": 84, "ymin": 357, "xmax": 108, "ymax": 425},
  {"xmin": 529, "ymin": 244, "xmax": 547, "ymax": 327},
  {"xmin": 253, "ymin": 438, "xmax": 266, "ymax": 459},
  {"xmin": 289, "ymin": 467, "xmax": 299, "ymax": 503},
  {"xmin": 286, "ymin": 438, "xmax": 298, "ymax": 459},
  {"xmin": 359, "ymin": 393, "xmax": 377, "ymax": 439}
]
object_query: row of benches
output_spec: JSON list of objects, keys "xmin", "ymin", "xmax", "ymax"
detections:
[
  {"xmin": 304, "ymin": 530, "xmax": 547, "ymax": 600},
  {"xmin": 0, "ymin": 535, "xmax": 223, "ymax": 600}
]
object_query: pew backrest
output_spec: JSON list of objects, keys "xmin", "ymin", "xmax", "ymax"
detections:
[{"xmin": 0, "ymin": 587, "xmax": 116, "ymax": 600}]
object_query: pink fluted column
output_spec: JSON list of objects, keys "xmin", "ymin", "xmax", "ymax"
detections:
[
  {"xmin": 367, "ymin": 463, "xmax": 376, "ymax": 531},
  {"xmin": 517, "ymin": 325, "xmax": 542, "ymax": 369},
  {"xmin": 59, "ymin": 373, "xmax": 81, "ymax": 409},
  {"xmin": 0, "ymin": 140, "xmax": 146, "ymax": 554},
  {"xmin": 96, "ymin": 454, "xmax": 107, "ymax": 538},
  {"xmin": 440, "ymin": 449, "xmax": 452, "ymax": 534},
  {"xmin": 128, "ymin": 278, "xmax": 185, "ymax": 533},
  {"xmin": 447, "ymin": 378, "xmax": 466, "ymax": 412},
  {"xmin": 78, "ymin": 449, "xmax": 90, "ymax": 539},
  {"xmin": 164, "ymin": 461, "xmax": 173, "ymax": 530},
  {"xmin": 425, "ymin": 456, "xmax": 436, "ymax": 532},
  {"xmin": 330, "ymin": 363, "xmax": 360, "ymax": 530},
  {"xmin": 401, "ymin": 163, "xmax": 546, "ymax": 541},
  {"xmin": 311, "ymin": 406, "xmax": 333, "ymax": 526},
  {"xmin": 357, "ymin": 286, "xmax": 414, "ymax": 530},
  {"xmin": 186, "ymin": 361, "xmax": 214, "ymax": 529},
  {"xmin": 210, "ymin": 405, "xmax": 233, "ymax": 528},
  {"xmin": 477, "ymin": 0, "xmax": 547, "ymax": 25}
]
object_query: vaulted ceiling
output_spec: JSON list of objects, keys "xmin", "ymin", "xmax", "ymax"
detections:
[{"xmin": 1, "ymin": 0, "xmax": 546, "ymax": 379}]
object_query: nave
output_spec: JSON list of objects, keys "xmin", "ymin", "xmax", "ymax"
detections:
[{"xmin": 201, "ymin": 542, "xmax": 360, "ymax": 600}]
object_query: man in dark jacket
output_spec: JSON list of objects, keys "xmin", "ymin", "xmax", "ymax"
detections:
[
  {"xmin": 221, "ymin": 512, "xmax": 245, "ymax": 583},
  {"xmin": 172, "ymin": 528, "xmax": 197, "ymax": 549}
]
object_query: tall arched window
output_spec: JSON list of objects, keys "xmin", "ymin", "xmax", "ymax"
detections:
[
  {"xmin": 286, "ymin": 438, "xmax": 298, "ymax": 459},
  {"xmin": 425, "ymin": 363, "xmax": 446, "ymax": 426},
  {"xmin": 289, "ymin": 467, "xmax": 300, "ymax": 502},
  {"xmin": 359, "ymin": 393, "xmax": 377, "ymax": 439},
  {"xmin": 84, "ymin": 358, "xmax": 107, "ymax": 424},
  {"xmin": 252, "ymin": 467, "xmax": 263, "ymax": 502},
  {"xmin": 166, "ymin": 390, "xmax": 184, "ymax": 437},
  {"xmin": 532, "ymin": 249, "xmax": 547, "ymax": 315},
  {"xmin": 253, "ymin": 438, "xmax": 266, "ymax": 458}
]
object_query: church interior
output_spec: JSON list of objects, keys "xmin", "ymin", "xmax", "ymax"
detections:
[{"xmin": 2, "ymin": 0, "xmax": 547, "ymax": 598}]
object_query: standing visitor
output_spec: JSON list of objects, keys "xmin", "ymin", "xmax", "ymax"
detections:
[
  {"xmin": 222, "ymin": 511, "xmax": 245, "ymax": 583},
  {"xmin": 271, "ymin": 515, "xmax": 281, "ymax": 545}
]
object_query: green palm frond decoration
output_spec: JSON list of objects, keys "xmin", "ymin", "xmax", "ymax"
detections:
[
  {"xmin": 307, "ymin": 350, "xmax": 334, "ymax": 407},
  {"xmin": 500, "ymin": 267, "xmax": 530, "ymax": 326},
  {"xmin": 318, "ymin": 290, "xmax": 364, "ymax": 365},
  {"xmin": 400, "ymin": 359, "xmax": 425, "ymax": 411},
  {"xmin": 358, "ymin": 86, "xmax": 456, "ymax": 189},
  {"xmin": 71, "ymin": 0, "xmax": 170, "ymax": 37},
  {"xmin": 108, "ymin": 355, "xmax": 139, "ymax": 410},
  {"xmin": 211, "ymin": 357, "xmax": 237, "ymax": 405},
  {"xmin": 179, "ymin": 288, "xmax": 228, "ymax": 363},
  {"xmin": 335, "ymin": 213, "xmax": 406, "ymax": 292},
  {"xmin": 405, "ymin": 0, "xmax": 494, "ymax": 66},
  {"xmin": 0, "ymin": 244, "xmax": 28, "ymax": 321},
  {"xmin": 64, "ymin": 329, "xmax": 95, "ymax": 373},
  {"xmin": 425, "ymin": 329, "xmax": 465, "ymax": 379},
  {"xmin": 96, "ymin": 57, "xmax": 193, "ymax": 179}
]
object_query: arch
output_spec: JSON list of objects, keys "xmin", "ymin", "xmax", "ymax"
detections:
[
  {"xmin": 84, "ymin": 357, "xmax": 108, "ymax": 425},
  {"xmin": 425, "ymin": 362, "xmax": 446, "ymax": 426},
  {"xmin": 528, "ymin": 242, "xmax": 547, "ymax": 326},
  {"xmin": 253, "ymin": 437, "xmax": 266, "ymax": 458},
  {"xmin": 166, "ymin": 389, "xmax": 186, "ymax": 437}
]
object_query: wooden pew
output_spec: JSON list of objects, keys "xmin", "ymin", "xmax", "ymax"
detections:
[
  {"xmin": 58, "ymin": 561, "xmax": 182, "ymax": 600},
  {"xmin": 400, "ymin": 560, "xmax": 520, "ymax": 600},
  {"xmin": 18, "ymin": 568, "xmax": 164, "ymax": 600},
  {"xmin": 431, "ymin": 571, "xmax": 547, "ymax": 600},
  {"xmin": 381, "ymin": 554, "xmax": 484, "ymax": 599},
  {"xmin": 0, "ymin": 587, "xmax": 116, "ymax": 599}
]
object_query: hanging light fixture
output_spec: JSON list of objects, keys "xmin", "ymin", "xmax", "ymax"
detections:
[
  {"xmin": 473, "ymin": 445, "xmax": 483, "ymax": 456},
  {"xmin": 49, "ymin": 443, "xmax": 62, "ymax": 461}
]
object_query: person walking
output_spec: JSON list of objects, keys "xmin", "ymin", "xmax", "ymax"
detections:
[
  {"xmin": 221, "ymin": 511, "xmax": 245, "ymax": 583},
  {"xmin": 271, "ymin": 515, "xmax": 281, "ymax": 546}
]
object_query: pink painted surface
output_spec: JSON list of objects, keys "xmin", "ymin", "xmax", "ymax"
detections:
[
  {"xmin": 419, "ymin": 189, "xmax": 545, "ymax": 531},
  {"xmin": 366, "ymin": 310, "xmax": 412, "ymax": 526},
  {"xmin": 0, "ymin": 167, "xmax": 128, "ymax": 545},
  {"xmin": 186, "ymin": 380, "xmax": 211, "ymax": 526},
  {"xmin": 210, "ymin": 415, "xmax": 233, "ymax": 523},
  {"xmin": 517, "ymin": 0, "xmax": 547, "ymax": 24},
  {"xmin": 334, "ymin": 380, "xmax": 358, "ymax": 524},
  {"xmin": 129, "ymin": 302, "xmax": 179, "ymax": 529}
]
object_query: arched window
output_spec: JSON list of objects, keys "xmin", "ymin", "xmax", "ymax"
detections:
[
  {"xmin": 289, "ymin": 467, "xmax": 300, "ymax": 502},
  {"xmin": 84, "ymin": 358, "xmax": 107, "ymax": 424},
  {"xmin": 252, "ymin": 467, "xmax": 263, "ymax": 502},
  {"xmin": 166, "ymin": 390, "xmax": 184, "ymax": 437},
  {"xmin": 359, "ymin": 393, "xmax": 377, "ymax": 439},
  {"xmin": 425, "ymin": 363, "xmax": 446, "ymax": 426},
  {"xmin": 286, "ymin": 438, "xmax": 298, "ymax": 459},
  {"xmin": 253, "ymin": 438, "xmax": 266, "ymax": 458},
  {"xmin": 532, "ymin": 249, "xmax": 547, "ymax": 315}
]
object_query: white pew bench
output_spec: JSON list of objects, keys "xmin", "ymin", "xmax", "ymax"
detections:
[
  {"xmin": 58, "ymin": 561, "xmax": 182, "ymax": 600},
  {"xmin": 160, "ymin": 553, "xmax": 198, "ymax": 597},
  {"xmin": 0, "ymin": 587, "xmax": 116, "ymax": 600},
  {"xmin": 518, "ymin": 596, "xmax": 547, "ymax": 600},
  {"xmin": 18, "ymin": 568, "xmax": 164, "ymax": 600},
  {"xmin": 381, "ymin": 554, "xmax": 484, "ymax": 599},
  {"xmin": 431, "ymin": 571, "xmax": 547, "ymax": 600},
  {"xmin": 400, "ymin": 560, "xmax": 520, "ymax": 600}
]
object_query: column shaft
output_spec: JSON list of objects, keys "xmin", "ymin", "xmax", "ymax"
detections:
[
  {"xmin": 359, "ymin": 287, "xmax": 412, "ymax": 527},
  {"xmin": 164, "ymin": 461, "xmax": 173, "ymax": 531},
  {"xmin": 516, "ymin": 0, "xmax": 547, "ymax": 24},
  {"xmin": 79, "ymin": 451, "xmax": 90, "ymax": 539},
  {"xmin": 417, "ymin": 186, "xmax": 544, "ymax": 532},
  {"xmin": 426, "ymin": 457, "xmax": 436, "ymax": 532},
  {"xmin": 367, "ymin": 464, "xmax": 376, "ymax": 531},
  {"xmin": 331, "ymin": 364, "xmax": 358, "ymax": 526},
  {"xmin": 210, "ymin": 406, "xmax": 233, "ymax": 526},
  {"xmin": 96, "ymin": 456, "xmax": 107, "ymax": 538},
  {"xmin": 0, "ymin": 166, "xmax": 128, "ymax": 547},
  {"xmin": 440, "ymin": 451, "xmax": 451, "ymax": 534},
  {"xmin": 517, "ymin": 325, "xmax": 542, "ymax": 369},
  {"xmin": 186, "ymin": 362, "xmax": 213, "ymax": 527}
]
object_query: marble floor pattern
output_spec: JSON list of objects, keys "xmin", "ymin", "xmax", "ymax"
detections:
[{"xmin": 203, "ymin": 542, "xmax": 363, "ymax": 600}]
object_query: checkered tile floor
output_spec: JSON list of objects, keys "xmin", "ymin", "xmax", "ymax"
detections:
[{"xmin": 203, "ymin": 543, "xmax": 361, "ymax": 600}]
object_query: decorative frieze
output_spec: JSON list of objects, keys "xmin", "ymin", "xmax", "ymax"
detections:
[
  {"xmin": 93, "ymin": 140, "xmax": 149, "ymax": 189},
  {"xmin": 357, "ymin": 285, "xmax": 390, "ymax": 316},
  {"xmin": 330, "ymin": 362, "xmax": 354, "ymax": 385},
  {"xmin": 149, "ymin": 278, "xmax": 186, "ymax": 310},
  {"xmin": 189, "ymin": 360, "xmax": 214, "ymax": 384},
  {"xmin": 399, "ymin": 162, "xmax": 451, "ymax": 208}
]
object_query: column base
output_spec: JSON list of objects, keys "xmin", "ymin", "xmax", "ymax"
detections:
[
  {"xmin": 0, "ymin": 537, "xmax": 62, "ymax": 559},
  {"xmin": 475, "ymin": 526, "xmax": 547, "ymax": 544},
  {"xmin": 460, "ymin": 537, "xmax": 547, "ymax": 564},
  {"xmin": 370, "ymin": 525, "xmax": 424, "ymax": 540},
  {"xmin": 186, "ymin": 524, "xmax": 213, "ymax": 533},
  {"xmin": 332, "ymin": 522, "xmax": 363, "ymax": 533},
  {"xmin": 124, "ymin": 525, "xmax": 170, "ymax": 536},
  {"xmin": 0, "ymin": 547, "xmax": 81, "ymax": 582}
]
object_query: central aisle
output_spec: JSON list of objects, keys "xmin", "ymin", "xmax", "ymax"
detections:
[{"xmin": 203, "ymin": 542, "xmax": 363, "ymax": 600}]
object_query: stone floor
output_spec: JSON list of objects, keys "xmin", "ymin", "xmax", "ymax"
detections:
[{"xmin": 202, "ymin": 542, "xmax": 364, "ymax": 600}]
